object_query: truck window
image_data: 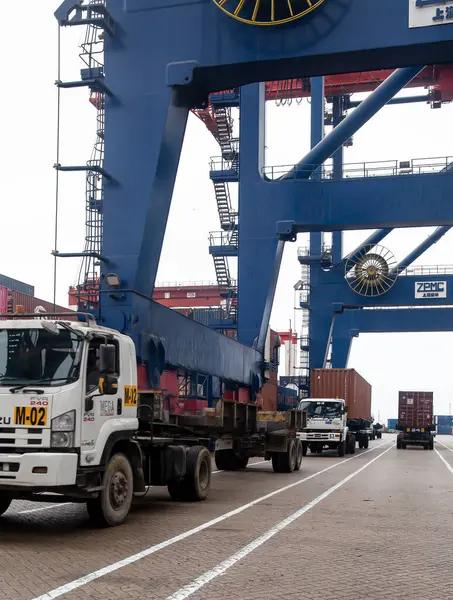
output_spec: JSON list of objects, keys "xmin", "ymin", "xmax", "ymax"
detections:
[
  {"xmin": 85, "ymin": 337, "xmax": 120, "ymax": 393},
  {"xmin": 0, "ymin": 328, "xmax": 82, "ymax": 386}
]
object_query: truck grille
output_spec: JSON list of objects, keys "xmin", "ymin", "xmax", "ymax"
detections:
[{"xmin": 0, "ymin": 427, "xmax": 43, "ymax": 448}]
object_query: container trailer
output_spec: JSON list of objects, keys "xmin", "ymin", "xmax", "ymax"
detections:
[
  {"xmin": 297, "ymin": 368, "xmax": 372, "ymax": 457},
  {"xmin": 396, "ymin": 391, "xmax": 434, "ymax": 450},
  {"xmin": 0, "ymin": 312, "xmax": 305, "ymax": 527}
]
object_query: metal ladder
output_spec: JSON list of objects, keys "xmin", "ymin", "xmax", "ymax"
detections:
[{"xmin": 213, "ymin": 181, "xmax": 236, "ymax": 230}]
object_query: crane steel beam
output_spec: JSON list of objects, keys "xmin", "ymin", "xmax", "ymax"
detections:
[
  {"xmin": 394, "ymin": 226, "xmax": 452, "ymax": 273},
  {"xmin": 281, "ymin": 67, "xmax": 424, "ymax": 181},
  {"xmin": 331, "ymin": 307, "xmax": 453, "ymax": 368}
]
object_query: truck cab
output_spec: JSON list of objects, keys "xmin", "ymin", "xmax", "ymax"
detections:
[
  {"xmin": 297, "ymin": 397, "xmax": 353, "ymax": 457},
  {"xmin": 0, "ymin": 317, "xmax": 145, "ymax": 524}
]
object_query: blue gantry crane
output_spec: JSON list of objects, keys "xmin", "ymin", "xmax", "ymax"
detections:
[{"xmin": 54, "ymin": 0, "xmax": 453, "ymax": 398}]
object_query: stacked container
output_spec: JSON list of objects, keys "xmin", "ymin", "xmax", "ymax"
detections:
[{"xmin": 436, "ymin": 415, "xmax": 453, "ymax": 435}]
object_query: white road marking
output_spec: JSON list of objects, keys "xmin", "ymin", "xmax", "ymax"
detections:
[
  {"xmin": 434, "ymin": 439, "xmax": 453, "ymax": 453},
  {"xmin": 435, "ymin": 447, "xmax": 453, "ymax": 475},
  {"xmin": 19, "ymin": 503, "xmax": 72, "ymax": 515},
  {"xmin": 30, "ymin": 441, "xmax": 391, "ymax": 600},
  {"xmin": 167, "ymin": 442, "xmax": 395, "ymax": 600},
  {"xmin": 16, "ymin": 460, "xmax": 267, "ymax": 515}
]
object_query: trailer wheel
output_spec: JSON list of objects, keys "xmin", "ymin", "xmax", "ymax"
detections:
[
  {"xmin": 429, "ymin": 436, "xmax": 434, "ymax": 450},
  {"xmin": 377, "ymin": 431, "xmax": 382, "ymax": 439},
  {"xmin": 362, "ymin": 434, "xmax": 369, "ymax": 449},
  {"xmin": 86, "ymin": 453, "xmax": 134, "ymax": 527},
  {"xmin": 401, "ymin": 443, "xmax": 407, "ymax": 449},
  {"xmin": 424, "ymin": 444, "xmax": 429, "ymax": 450},
  {"xmin": 0, "ymin": 495, "xmax": 12, "ymax": 516},
  {"xmin": 347, "ymin": 434, "xmax": 356, "ymax": 454},
  {"xmin": 272, "ymin": 439, "xmax": 297, "ymax": 473},
  {"xmin": 294, "ymin": 439, "xmax": 303, "ymax": 471},
  {"xmin": 338, "ymin": 441, "xmax": 346, "ymax": 457},
  {"xmin": 302, "ymin": 442, "xmax": 308, "ymax": 457},
  {"xmin": 214, "ymin": 450, "xmax": 248, "ymax": 471},
  {"xmin": 168, "ymin": 446, "xmax": 211, "ymax": 502},
  {"xmin": 396, "ymin": 435, "xmax": 402, "ymax": 449}
]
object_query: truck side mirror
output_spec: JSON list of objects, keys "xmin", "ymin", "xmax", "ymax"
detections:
[
  {"xmin": 99, "ymin": 343, "xmax": 116, "ymax": 374},
  {"xmin": 99, "ymin": 373, "xmax": 118, "ymax": 396}
]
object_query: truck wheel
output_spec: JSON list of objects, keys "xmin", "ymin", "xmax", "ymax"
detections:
[
  {"xmin": 362, "ymin": 434, "xmax": 369, "ymax": 449},
  {"xmin": 338, "ymin": 441, "xmax": 346, "ymax": 457},
  {"xmin": 429, "ymin": 436, "xmax": 434, "ymax": 450},
  {"xmin": 401, "ymin": 443, "xmax": 407, "ymax": 449},
  {"xmin": 0, "ymin": 496, "xmax": 12, "ymax": 516},
  {"xmin": 396, "ymin": 435, "xmax": 402, "ymax": 449},
  {"xmin": 347, "ymin": 435, "xmax": 356, "ymax": 454},
  {"xmin": 377, "ymin": 431, "xmax": 382, "ymax": 439},
  {"xmin": 184, "ymin": 446, "xmax": 212, "ymax": 501},
  {"xmin": 86, "ymin": 453, "xmax": 134, "ymax": 527},
  {"xmin": 168, "ymin": 445, "xmax": 211, "ymax": 502},
  {"xmin": 424, "ymin": 444, "xmax": 429, "ymax": 450},
  {"xmin": 272, "ymin": 439, "xmax": 297, "ymax": 473},
  {"xmin": 302, "ymin": 442, "xmax": 308, "ymax": 457},
  {"xmin": 294, "ymin": 439, "xmax": 303, "ymax": 471},
  {"xmin": 214, "ymin": 450, "xmax": 247, "ymax": 471}
]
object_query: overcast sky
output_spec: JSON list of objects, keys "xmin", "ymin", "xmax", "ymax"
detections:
[{"xmin": 2, "ymin": 2, "xmax": 453, "ymax": 423}]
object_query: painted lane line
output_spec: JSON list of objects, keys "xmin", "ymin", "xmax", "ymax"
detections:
[
  {"xmin": 167, "ymin": 442, "xmax": 395, "ymax": 600},
  {"xmin": 434, "ymin": 439, "xmax": 453, "ymax": 453},
  {"xmin": 17, "ymin": 461, "xmax": 268, "ymax": 515},
  {"xmin": 19, "ymin": 503, "xmax": 72, "ymax": 515},
  {"xmin": 31, "ymin": 441, "xmax": 391, "ymax": 600},
  {"xmin": 435, "ymin": 447, "xmax": 453, "ymax": 475}
]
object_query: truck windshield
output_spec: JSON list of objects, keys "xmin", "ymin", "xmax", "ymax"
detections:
[
  {"xmin": 299, "ymin": 401, "xmax": 343, "ymax": 419},
  {"xmin": 0, "ymin": 328, "xmax": 82, "ymax": 387}
]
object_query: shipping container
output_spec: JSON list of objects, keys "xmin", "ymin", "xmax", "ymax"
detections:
[
  {"xmin": 310, "ymin": 368, "xmax": 372, "ymax": 420},
  {"xmin": 277, "ymin": 385, "xmax": 299, "ymax": 411},
  {"xmin": 387, "ymin": 418, "xmax": 398, "ymax": 430},
  {"xmin": 436, "ymin": 415, "xmax": 453, "ymax": 426},
  {"xmin": 398, "ymin": 391, "xmax": 433, "ymax": 429},
  {"xmin": 437, "ymin": 425, "xmax": 453, "ymax": 435},
  {"xmin": 5, "ymin": 290, "xmax": 73, "ymax": 316},
  {"xmin": 0, "ymin": 273, "xmax": 34, "ymax": 296}
]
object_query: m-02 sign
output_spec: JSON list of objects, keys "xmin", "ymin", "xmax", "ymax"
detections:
[{"xmin": 415, "ymin": 281, "xmax": 447, "ymax": 299}]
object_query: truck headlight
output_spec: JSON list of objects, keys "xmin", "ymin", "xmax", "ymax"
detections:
[
  {"xmin": 51, "ymin": 411, "xmax": 75, "ymax": 448},
  {"xmin": 51, "ymin": 432, "xmax": 74, "ymax": 448},
  {"xmin": 52, "ymin": 411, "xmax": 75, "ymax": 432}
]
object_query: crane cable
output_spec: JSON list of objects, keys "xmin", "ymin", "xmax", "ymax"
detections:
[{"xmin": 53, "ymin": 25, "xmax": 62, "ymax": 310}]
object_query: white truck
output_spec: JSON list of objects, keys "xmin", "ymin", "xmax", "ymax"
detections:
[
  {"xmin": 0, "ymin": 313, "xmax": 304, "ymax": 527},
  {"xmin": 297, "ymin": 398, "xmax": 370, "ymax": 457}
]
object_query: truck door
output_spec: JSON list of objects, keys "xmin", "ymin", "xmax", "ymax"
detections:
[{"xmin": 81, "ymin": 337, "xmax": 121, "ymax": 460}]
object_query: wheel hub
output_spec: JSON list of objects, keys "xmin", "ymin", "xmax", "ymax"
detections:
[{"xmin": 110, "ymin": 471, "xmax": 128, "ymax": 509}]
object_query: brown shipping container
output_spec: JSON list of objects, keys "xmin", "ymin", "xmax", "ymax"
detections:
[
  {"xmin": 310, "ymin": 368, "xmax": 372, "ymax": 420},
  {"xmin": 6, "ymin": 290, "xmax": 74, "ymax": 316},
  {"xmin": 398, "ymin": 391, "xmax": 433, "ymax": 428}
]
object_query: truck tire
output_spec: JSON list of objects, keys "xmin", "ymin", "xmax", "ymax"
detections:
[
  {"xmin": 86, "ymin": 453, "xmax": 134, "ymax": 527},
  {"xmin": 294, "ymin": 439, "xmax": 303, "ymax": 471},
  {"xmin": 424, "ymin": 444, "xmax": 429, "ymax": 450},
  {"xmin": 347, "ymin": 434, "xmax": 356, "ymax": 454},
  {"xmin": 338, "ymin": 440, "xmax": 346, "ymax": 457},
  {"xmin": 377, "ymin": 431, "xmax": 382, "ymax": 439},
  {"xmin": 272, "ymin": 439, "xmax": 297, "ymax": 473},
  {"xmin": 214, "ymin": 450, "xmax": 248, "ymax": 471},
  {"xmin": 429, "ymin": 436, "xmax": 434, "ymax": 450},
  {"xmin": 401, "ymin": 443, "xmax": 407, "ymax": 449},
  {"xmin": 362, "ymin": 434, "xmax": 369, "ymax": 449},
  {"xmin": 0, "ymin": 496, "xmax": 12, "ymax": 516},
  {"xmin": 302, "ymin": 442, "xmax": 308, "ymax": 457},
  {"xmin": 168, "ymin": 446, "xmax": 212, "ymax": 502},
  {"xmin": 396, "ymin": 435, "xmax": 402, "ymax": 449}
]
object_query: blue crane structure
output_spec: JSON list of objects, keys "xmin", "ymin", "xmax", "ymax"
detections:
[{"xmin": 54, "ymin": 0, "xmax": 453, "ymax": 398}]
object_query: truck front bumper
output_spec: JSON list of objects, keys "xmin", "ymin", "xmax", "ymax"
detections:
[
  {"xmin": 297, "ymin": 432, "xmax": 342, "ymax": 442},
  {"xmin": 0, "ymin": 452, "xmax": 78, "ymax": 488}
]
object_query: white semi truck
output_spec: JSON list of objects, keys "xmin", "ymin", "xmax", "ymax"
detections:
[
  {"xmin": 0, "ymin": 313, "xmax": 304, "ymax": 527},
  {"xmin": 297, "ymin": 398, "xmax": 370, "ymax": 457}
]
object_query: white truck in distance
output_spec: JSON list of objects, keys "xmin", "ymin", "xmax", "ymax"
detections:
[
  {"xmin": 297, "ymin": 398, "xmax": 369, "ymax": 457},
  {"xmin": 0, "ymin": 314, "xmax": 304, "ymax": 527}
]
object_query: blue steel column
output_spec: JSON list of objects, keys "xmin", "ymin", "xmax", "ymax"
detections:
[
  {"xmin": 237, "ymin": 82, "xmax": 273, "ymax": 346},
  {"xmin": 283, "ymin": 67, "xmax": 424, "ymax": 181},
  {"xmin": 309, "ymin": 77, "xmax": 325, "ymax": 256},
  {"xmin": 331, "ymin": 312, "xmax": 354, "ymax": 368},
  {"xmin": 332, "ymin": 96, "xmax": 344, "ymax": 264}
]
